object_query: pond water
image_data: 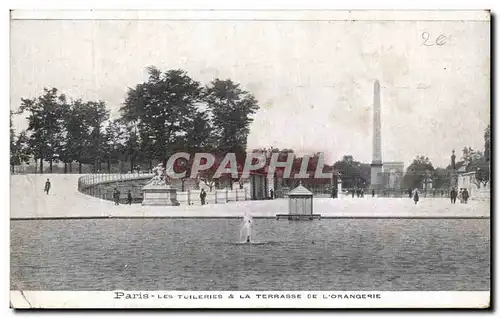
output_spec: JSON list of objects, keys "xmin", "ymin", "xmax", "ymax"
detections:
[{"xmin": 10, "ymin": 218, "xmax": 490, "ymax": 291}]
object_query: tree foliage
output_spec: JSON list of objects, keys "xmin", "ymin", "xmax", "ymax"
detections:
[
  {"xmin": 403, "ymin": 155, "xmax": 435, "ymax": 189},
  {"xmin": 120, "ymin": 67, "xmax": 203, "ymax": 163},
  {"xmin": 204, "ymin": 79, "xmax": 259, "ymax": 162},
  {"xmin": 10, "ymin": 111, "xmax": 30, "ymax": 172},
  {"xmin": 484, "ymin": 124, "xmax": 491, "ymax": 162},
  {"xmin": 18, "ymin": 88, "xmax": 70, "ymax": 173},
  {"xmin": 431, "ymin": 167, "xmax": 450, "ymax": 189},
  {"xmin": 333, "ymin": 155, "xmax": 371, "ymax": 189},
  {"xmin": 12, "ymin": 68, "xmax": 261, "ymax": 176},
  {"xmin": 461, "ymin": 146, "xmax": 490, "ymax": 186}
]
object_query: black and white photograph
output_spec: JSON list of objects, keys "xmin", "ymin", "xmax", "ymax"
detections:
[{"xmin": 9, "ymin": 9, "xmax": 491, "ymax": 308}]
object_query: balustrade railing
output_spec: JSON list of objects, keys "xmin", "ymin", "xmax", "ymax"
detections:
[{"xmin": 78, "ymin": 172, "xmax": 154, "ymax": 192}]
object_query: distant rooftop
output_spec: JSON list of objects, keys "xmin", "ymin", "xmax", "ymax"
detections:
[{"xmin": 288, "ymin": 184, "xmax": 313, "ymax": 196}]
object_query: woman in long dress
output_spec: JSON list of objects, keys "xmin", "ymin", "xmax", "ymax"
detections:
[
  {"xmin": 458, "ymin": 189, "xmax": 464, "ymax": 203},
  {"xmin": 412, "ymin": 188, "xmax": 420, "ymax": 205}
]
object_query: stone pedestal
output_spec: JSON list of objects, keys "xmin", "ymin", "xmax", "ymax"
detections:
[
  {"xmin": 142, "ymin": 183, "xmax": 180, "ymax": 206},
  {"xmin": 370, "ymin": 162, "xmax": 383, "ymax": 192}
]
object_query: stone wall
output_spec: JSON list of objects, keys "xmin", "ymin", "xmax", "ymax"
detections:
[{"xmin": 176, "ymin": 189, "xmax": 249, "ymax": 205}]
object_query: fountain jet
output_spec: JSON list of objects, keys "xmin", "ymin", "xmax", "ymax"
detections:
[{"xmin": 241, "ymin": 212, "xmax": 252, "ymax": 243}]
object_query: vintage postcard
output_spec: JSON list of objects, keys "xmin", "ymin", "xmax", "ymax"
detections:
[{"xmin": 9, "ymin": 10, "xmax": 490, "ymax": 309}]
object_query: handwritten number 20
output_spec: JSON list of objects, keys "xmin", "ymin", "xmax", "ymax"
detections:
[{"xmin": 422, "ymin": 32, "xmax": 448, "ymax": 46}]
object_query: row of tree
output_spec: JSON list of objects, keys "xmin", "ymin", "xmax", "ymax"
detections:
[
  {"xmin": 10, "ymin": 64, "xmax": 490, "ymax": 191},
  {"xmin": 10, "ymin": 67, "xmax": 259, "ymax": 175},
  {"xmin": 330, "ymin": 122, "xmax": 490, "ymax": 190},
  {"xmin": 402, "ymin": 124, "xmax": 491, "ymax": 190}
]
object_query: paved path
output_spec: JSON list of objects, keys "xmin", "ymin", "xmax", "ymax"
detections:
[{"xmin": 11, "ymin": 174, "xmax": 490, "ymax": 219}]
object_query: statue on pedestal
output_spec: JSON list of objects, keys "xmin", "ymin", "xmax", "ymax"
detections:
[
  {"xmin": 148, "ymin": 163, "xmax": 166, "ymax": 186},
  {"xmin": 142, "ymin": 162, "xmax": 179, "ymax": 206},
  {"xmin": 148, "ymin": 162, "xmax": 174, "ymax": 186}
]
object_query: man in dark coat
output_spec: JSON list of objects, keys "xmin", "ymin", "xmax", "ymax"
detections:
[
  {"xmin": 450, "ymin": 188, "xmax": 457, "ymax": 204},
  {"xmin": 44, "ymin": 178, "xmax": 51, "ymax": 195},
  {"xmin": 332, "ymin": 187, "xmax": 338, "ymax": 199},
  {"xmin": 200, "ymin": 189, "xmax": 207, "ymax": 205},
  {"xmin": 408, "ymin": 188, "xmax": 412, "ymax": 198},
  {"xmin": 113, "ymin": 188, "xmax": 120, "ymax": 205},
  {"xmin": 127, "ymin": 190, "xmax": 133, "ymax": 205}
]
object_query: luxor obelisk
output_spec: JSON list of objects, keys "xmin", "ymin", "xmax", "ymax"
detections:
[{"xmin": 370, "ymin": 80, "xmax": 383, "ymax": 192}]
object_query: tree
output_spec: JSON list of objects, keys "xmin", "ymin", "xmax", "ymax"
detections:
[
  {"xmin": 54, "ymin": 101, "xmax": 76, "ymax": 173},
  {"xmin": 171, "ymin": 155, "xmax": 192, "ymax": 191},
  {"xmin": 10, "ymin": 111, "xmax": 15, "ymax": 156},
  {"xmin": 120, "ymin": 67, "xmax": 203, "ymax": 164},
  {"xmin": 204, "ymin": 78, "xmax": 259, "ymax": 164},
  {"xmin": 123, "ymin": 124, "xmax": 142, "ymax": 173},
  {"xmin": 461, "ymin": 146, "xmax": 483, "ymax": 164},
  {"xmin": 65, "ymin": 100, "xmax": 92, "ymax": 173},
  {"xmin": 102, "ymin": 120, "xmax": 128, "ymax": 173},
  {"xmin": 450, "ymin": 145, "xmax": 489, "ymax": 188},
  {"xmin": 484, "ymin": 124, "xmax": 491, "ymax": 162},
  {"xmin": 197, "ymin": 156, "xmax": 221, "ymax": 192},
  {"xmin": 470, "ymin": 160, "xmax": 490, "ymax": 187},
  {"xmin": 183, "ymin": 111, "xmax": 214, "ymax": 153},
  {"xmin": 204, "ymin": 79, "xmax": 260, "ymax": 189},
  {"xmin": 18, "ymin": 88, "xmax": 69, "ymax": 173},
  {"xmin": 432, "ymin": 167, "xmax": 450, "ymax": 189},
  {"xmin": 83, "ymin": 101, "xmax": 109, "ymax": 173},
  {"xmin": 462, "ymin": 146, "xmax": 490, "ymax": 187},
  {"xmin": 10, "ymin": 112, "xmax": 30, "ymax": 173},
  {"xmin": 333, "ymin": 155, "xmax": 370, "ymax": 189},
  {"xmin": 403, "ymin": 155, "xmax": 435, "ymax": 189}
]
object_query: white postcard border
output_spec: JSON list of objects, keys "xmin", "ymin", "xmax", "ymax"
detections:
[
  {"xmin": 10, "ymin": 291, "xmax": 490, "ymax": 309},
  {"xmin": 6, "ymin": 6, "xmax": 493, "ymax": 313},
  {"xmin": 10, "ymin": 10, "xmax": 490, "ymax": 21}
]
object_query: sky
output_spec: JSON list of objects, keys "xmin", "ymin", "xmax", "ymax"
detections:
[{"xmin": 10, "ymin": 16, "xmax": 490, "ymax": 168}]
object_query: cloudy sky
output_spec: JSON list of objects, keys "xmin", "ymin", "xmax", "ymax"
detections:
[{"xmin": 10, "ymin": 14, "xmax": 490, "ymax": 168}]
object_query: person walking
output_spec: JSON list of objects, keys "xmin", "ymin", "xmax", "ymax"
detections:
[
  {"xmin": 458, "ymin": 188, "xmax": 464, "ymax": 203},
  {"xmin": 270, "ymin": 189, "xmax": 274, "ymax": 200},
  {"xmin": 44, "ymin": 178, "xmax": 51, "ymax": 195},
  {"xmin": 463, "ymin": 188, "xmax": 470, "ymax": 204},
  {"xmin": 200, "ymin": 189, "xmax": 207, "ymax": 205},
  {"xmin": 113, "ymin": 188, "xmax": 121, "ymax": 205},
  {"xmin": 450, "ymin": 187, "xmax": 457, "ymax": 204},
  {"xmin": 127, "ymin": 190, "xmax": 133, "ymax": 205},
  {"xmin": 412, "ymin": 188, "xmax": 420, "ymax": 205},
  {"xmin": 408, "ymin": 188, "xmax": 412, "ymax": 198},
  {"xmin": 372, "ymin": 189, "xmax": 375, "ymax": 197}
]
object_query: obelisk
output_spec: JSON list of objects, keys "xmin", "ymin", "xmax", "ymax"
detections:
[{"xmin": 370, "ymin": 80, "xmax": 383, "ymax": 192}]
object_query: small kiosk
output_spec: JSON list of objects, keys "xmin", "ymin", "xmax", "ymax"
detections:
[{"xmin": 276, "ymin": 183, "xmax": 321, "ymax": 220}]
